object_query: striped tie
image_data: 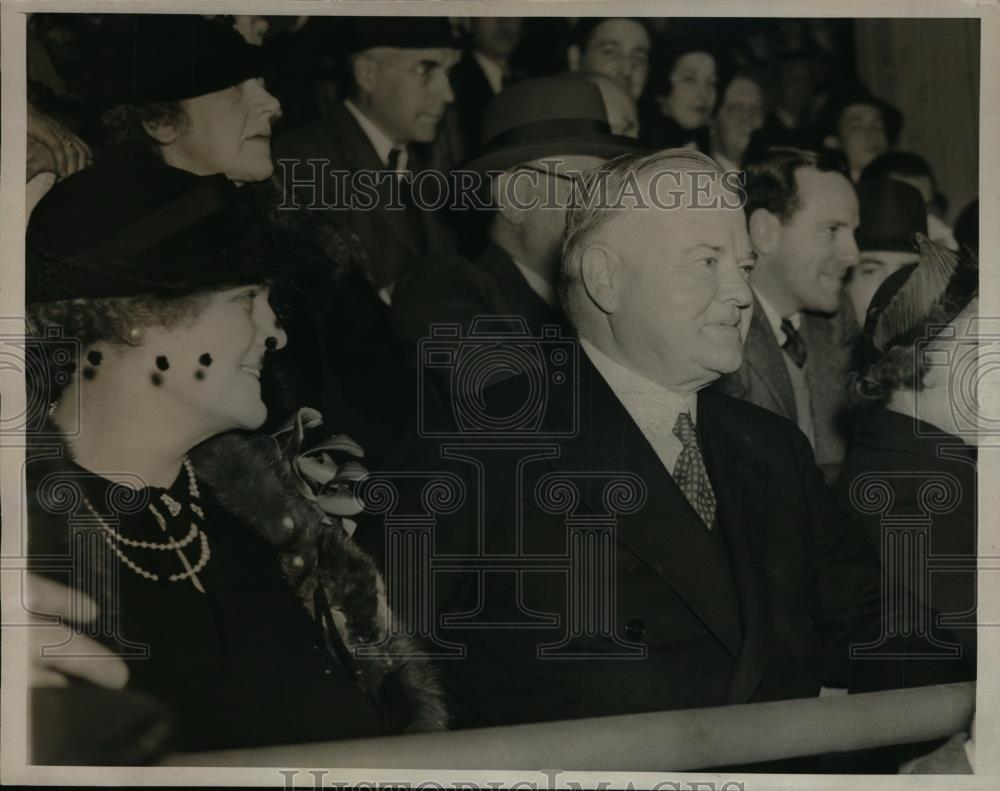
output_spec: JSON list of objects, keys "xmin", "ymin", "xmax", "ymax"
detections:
[{"xmin": 672, "ymin": 411, "xmax": 717, "ymax": 529}]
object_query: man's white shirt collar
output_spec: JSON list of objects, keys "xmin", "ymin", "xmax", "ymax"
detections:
[
  {"xmin": 344, "ymin": 99, "xmax": 408, "ymax": 171},
  {"xmin": 753, "ymin": 286, "xmax": 801, "ymax": 346},
  {"xmin": 580, "ymin": 338, "xmax": 697, "ymax": 474},
  {"xmin": 512, "ymin": 258, "xmax": 557, "ymax": 307},
  {"xmin": 473, "ymin": 51, "xmax": 506, "ymax": 95}
]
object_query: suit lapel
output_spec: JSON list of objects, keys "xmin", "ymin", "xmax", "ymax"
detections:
[
  {"xmin": 697, "ymin": 393, "xmax": 772, "ymax": 702},
  {"xmin": 743, "ymin": 300, "xmax": 797, "ymax": 419},
  {"xmin": 333, "ymin": 105, "xmax": 425, "ymax": 259},
  {"xmin": 550, "ymin": 353, "xmax": 743, "ymax": 657}
]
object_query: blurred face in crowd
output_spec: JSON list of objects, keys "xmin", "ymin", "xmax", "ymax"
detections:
[
  {"xmin": 585, "ymin": 171, "xmax": 755, "ymax": 391},
  {"xmin": 843, "ymin": 249, "xmax": 919, "ymax": 324},
  {"xmin": 355, "ymin": 47, "xmax": 460, "ymax": 144},
  {"xmin": 712, "ymin": 76, "xmax": 765, "ymax": 166},
  {"xmin": 571, "ymin": 19, "xmax": 651, "ymax": 100},
  {"xmin": 753, "ymin": 167, "xmax": 860, "ymax": 315},
  {"xmin": 158, "ymin": 78, "xmax": 282, "ymax": 183},
  {"xmin": 471, "ymin": 17, "xmax": 524, "ymax": 62},
  {"xmin": 777, "ymin": 57, "xmax": 812, "ymax": 117},
  {"xmin": 232, "ymin": 15, "xmax": 269, "ymax": 45},
  {"xmin": 837, "ymin": 103, "xmax": 889, "ymax": 177},
  {"xmin": 664, "ymin": 52, "xmax": 717, "ymax": 130},
  {"xmin": 590, "ymin": 74, "xmax": 640, "ymax": 138}
]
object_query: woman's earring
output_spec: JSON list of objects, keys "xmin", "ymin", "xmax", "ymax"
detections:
[
  {"xmin": 83, "ymin": 349, "xmax": 102, "ymax": 381},
  {"xmin": 195, "ymin": 353, "xmax": 212, "ymax": 381}
]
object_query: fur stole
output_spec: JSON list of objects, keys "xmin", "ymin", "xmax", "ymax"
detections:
[{"xmin": 28, "ymin": 422, "xmax": 448, "ymax": 735}]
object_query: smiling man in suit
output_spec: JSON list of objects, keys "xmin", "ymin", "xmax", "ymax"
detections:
[
  {"xmin": 274, "ymin": 17, "xmax": 460, "ymax": 298},
  {"xmin": 715, "ymin": 147, "xmax": 860, "ymax": 483},
  {"xmin": 359, "ymin": 149, "xmax": 969, "ymax": 739}
]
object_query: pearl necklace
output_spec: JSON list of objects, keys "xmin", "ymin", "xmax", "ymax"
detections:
[{"xmin": 83, "ymin": 456, "xmax": 211, "ymax": 593}]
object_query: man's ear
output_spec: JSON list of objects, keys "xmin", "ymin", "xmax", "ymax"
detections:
[
  {"xmin": 142, "ymin": 120, "xmax": 179, "ymax": 145},
  {"xmin": 494, "ymin": 170, "xmax": 532, "ymax": 227},
  {"xmin": 748, "ymin": 208, "xmax": 780, "ymax": 254},
  {"xmin": 352, "ymin": 53, "xmax": 378, "ymax": 97},
  {"xmin": 567, "ymin": 44, "xmax": 581, "ymax": 71},
  {"xmin": 580, "ymin": 244, "xmax": 620, "ymax": 314}
]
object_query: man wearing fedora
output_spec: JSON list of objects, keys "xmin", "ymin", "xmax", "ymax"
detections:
[
  {"xmin": 844, "ymin": 179, "xmax": 927, "ymax": 326},
  {"xmin": 391, "ymin": 75, "xmax": 637, "ymax": 351},
  {"xmin": 274, "ymin": 17, "xmax": 461, "ymax": 297},
  {"xmin": 363, "ymin": 149, "xmax": 970, "ymax": 744},
  {"xmin": 714, "ymin": 148, "xmax": 859, "ymax": 484}
]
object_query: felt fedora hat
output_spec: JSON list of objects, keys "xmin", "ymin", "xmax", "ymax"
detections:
[
  {"xmin": 463, "ymin": 75, "xmax": 641, "ymax": 174},
  {"xmin": 344, "ymin": 17, "xmax": 458, "ymax": 54},
  {"xmin": 855, "ymin": 179, "xmax": 928, "ymax": 254}
]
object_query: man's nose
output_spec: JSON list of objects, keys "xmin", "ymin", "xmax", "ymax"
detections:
[
  {"xmin": 435, "ymin": 72, "xmax": 456, "ymax": 104},
  {"xmin": 838, "ymin": 233, "xmax": 860, "ymax": 270},
  {"xmin": 720, "ymin": 260, "xmax": 754, "ymax": 307}
]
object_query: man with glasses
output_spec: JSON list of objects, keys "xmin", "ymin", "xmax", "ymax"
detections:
[
  {"xmin": 274, "ymin": 18, "xmax": 460, "ymax": 297},
  {"xmin": 391, "ymin": 76, "xmax": 637, "ymax": 366}
]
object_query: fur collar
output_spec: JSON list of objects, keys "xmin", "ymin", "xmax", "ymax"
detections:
[{"xmin": 29, "ymin": 421, "xmax": 448, "ymax": 735}]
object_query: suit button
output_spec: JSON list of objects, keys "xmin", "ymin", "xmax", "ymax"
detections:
[{"xmin": 625, "ymin": 618, "xmax": 645, "ymax": 641}]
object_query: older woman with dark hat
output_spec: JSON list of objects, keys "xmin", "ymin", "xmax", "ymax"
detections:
[
  {"xmin": 25, "ymin": 161, "xmax": 447, "ymax": 764},
  {"xmin": 90, "ymin": 13, "xmax": 427, "ymax": 469},
  {"xmin": 836, "ymin": 236, "xmax": 979, "ymax": 662}
]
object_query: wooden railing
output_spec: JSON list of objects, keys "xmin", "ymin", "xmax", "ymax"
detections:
[{"xmin": 164, "ymin": 682, "xmax": 975, "ymax": 770}]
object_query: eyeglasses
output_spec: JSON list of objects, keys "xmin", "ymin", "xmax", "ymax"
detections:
[{"xmin": 370, "ymin": 56, "xmax": 457, "ymax": 85}]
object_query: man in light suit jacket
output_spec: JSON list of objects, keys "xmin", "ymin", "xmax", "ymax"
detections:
[
  {"xmin": 359, "ymin": 150, "xmax": 970, "ymax": 747},
  {"xmin": 715, "ymin": 148, "xmax": 860, "ymax": 482},
  {"xmin": 273, "ymin": 17, "xmax": 460, "ymax": 297}
]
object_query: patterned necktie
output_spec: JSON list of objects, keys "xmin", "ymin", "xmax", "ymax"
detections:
[
  {"xmin": 672, "ymin": 411, "xmax": 717, "ymax": 529},
  {"xmin": 781, "ymin": 318, "xmax": 807, "ymax": 368}
]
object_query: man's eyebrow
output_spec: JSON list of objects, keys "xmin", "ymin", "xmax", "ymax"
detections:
[{"xmin": 683, "ymin": 243, "xmax": 724, "ymax": 254}]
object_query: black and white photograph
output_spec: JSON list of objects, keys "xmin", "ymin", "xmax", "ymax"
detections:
[{"xmin": 0, "ymin": 1, "xmax": 996, "ymax": 787}]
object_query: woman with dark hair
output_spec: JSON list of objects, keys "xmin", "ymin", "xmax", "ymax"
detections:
[
  {"xmin": 25, "ymin": 161, "xmax": 447, "ymax": 763},
  {"xmin": 639, "ymin": 38, "xmax": 718, "ymax": 152},
  {"xmin": 836, "ymin": 235, "xmax": 979, "ymax": 661}
]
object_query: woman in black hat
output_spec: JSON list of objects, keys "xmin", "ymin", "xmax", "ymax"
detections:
[
  {"xmin": 836, "ymin": 236, "xmax": 979, "ymax": 663},
  {"xmin": 88, "ymin": 14, "xmax": 425, "ymax": 470},
  {"xmin": 25, "ymin": 162, "xmax": 447, "ymax": 764}
]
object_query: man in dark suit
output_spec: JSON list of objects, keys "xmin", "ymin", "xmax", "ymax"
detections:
[
  {"xmin": 392, "ymin": 76, "xmax": 637, "ymax": 348},
  {"xmin": 715, "ymin": 148, "xmax": 859, "ymax": 483},
  {"xmin": 273, "ymin": 18, "xmax": 460, "ymax": 297},
  {"xmin": 360, "ymin": 150, "xmax": 969, "ymax": 737}
]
